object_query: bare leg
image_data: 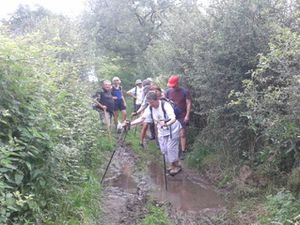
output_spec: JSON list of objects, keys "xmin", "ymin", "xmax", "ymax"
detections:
[
  {"xmin": 140, "ymin": 123, "xmax": 148, "ymax": 145},
  {"xmin": 180, "ymin": 128, "xmax": 187, "ymax": 152},
  {"xmin": 121, "ymin": 109, "xmax": 127, "ymax": 122},
  {"xmin": 113, "ymin": 111, "xmax": 118, "ymax": 127}
]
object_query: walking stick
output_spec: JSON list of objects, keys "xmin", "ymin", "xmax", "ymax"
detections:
[
  {"xmin": 163, "ymin": 154, "xmax": 168, "ymax": 191},
  {"xmin": 100, "ymin": 149, "xmax": 116, "ymax": 184},
  {"xmin": 103, "ymin": 110, "xmax": 112, "ymax": 145}
]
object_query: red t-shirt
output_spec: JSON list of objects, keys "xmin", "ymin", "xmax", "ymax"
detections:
[{"xmin": 165, "ymin": 87, "xmax": 191, "ymax": 118}]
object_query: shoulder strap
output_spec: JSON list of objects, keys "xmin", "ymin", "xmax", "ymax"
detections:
[
  {"xmin": 182, "ymin": 88, "xmax": 187, "ymax": 97},
  {"xmin": 161, "ymin": 100, "xmax": 167, "ymax": 120},
  {"xmin": 150, "ymin": 106, "xmax": 153, "ymax": 122},
  {"xmin": 166, "ymin": 89, "xmax": 170, "ymax": 99},
  {"xmin": 150, "ymin": 101, "xmax": 167, "ymax": 121}
]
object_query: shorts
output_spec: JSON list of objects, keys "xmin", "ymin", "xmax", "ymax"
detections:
[
  {"xmin": 99, "ymin": 111, "xmax": 113, "ymax": 129},
  {"xmin": 114, "ymin": 100, "xmax": 126, "ymax": 111},
  {"xmin": 178, "ymin": 118, "xmax": 189, "ymax": 129},
  {"xmin": 158, "ymin": 135, "xmax": 180, "ymax": 163}
]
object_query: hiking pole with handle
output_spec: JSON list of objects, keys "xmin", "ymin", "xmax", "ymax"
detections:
[
  {"xmin": 100, "ymin": 120, "xmax": 130, "ymax": 184},
  {"xmin": 163, "ymin": 154, "xmax": 168, "ymax": 191}
]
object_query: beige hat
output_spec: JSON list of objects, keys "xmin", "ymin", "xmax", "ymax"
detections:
[{"xmin": 112, "ymin": 76, "xmax": 120, "ymax": 82}]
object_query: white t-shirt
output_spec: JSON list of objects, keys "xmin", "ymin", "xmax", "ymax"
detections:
[
  {"xmin": 142, "ymin": 100, "xmax": 181, "ymax": 137},
  {"xmin": 128, "ymin": 86, "xmax": 143, "ymax": 105}
]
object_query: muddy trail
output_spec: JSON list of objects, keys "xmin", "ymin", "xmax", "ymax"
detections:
[{"xmin": 101, "ymin": 140, "xmax": 234, "ymax": 225}]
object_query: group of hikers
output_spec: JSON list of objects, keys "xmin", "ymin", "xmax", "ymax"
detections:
[{"xmin": 93, "ymin": 75, "xmax": 192, "ymax": 176}]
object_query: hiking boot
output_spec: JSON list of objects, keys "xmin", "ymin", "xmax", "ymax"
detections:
[
  {"xmin": 169, "ymin": 166, "xmax": 182, "ymax": 176},
  {"xmin": 179, "ymin": 151, "xmax": 187, "ymax": 160},
  {"xmin": 139, "ymin": 143, "xmax": 144, "ymax": 149}
]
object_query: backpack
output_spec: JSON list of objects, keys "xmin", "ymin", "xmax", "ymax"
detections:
[{"xmin": 164, "ymin": 88, "xmax": 187, "ymax": 118}]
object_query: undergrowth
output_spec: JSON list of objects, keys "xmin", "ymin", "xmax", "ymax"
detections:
[{"xmin": 139, "ymin": 203, "xmax": 171, "ymax": 225}]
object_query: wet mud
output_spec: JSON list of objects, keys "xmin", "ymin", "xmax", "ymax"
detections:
[
  {"xmin": 148, "ymin": 162, "xmax": 224, "ymax": 211},
  {"xmin": 101, "ymin": 143, "xmax": 234, "ymax": 225}
]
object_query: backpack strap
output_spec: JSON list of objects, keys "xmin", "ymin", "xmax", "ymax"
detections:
[
  {"xmin": 161, "ymin": 100, "xmax": 167, "ymax": 120},
  {"xmin": 133, "ymin": 86, "xmax": 137, "ymax": 105},
  {"xmin": 161, "ymin": 100, "xmax": 172, "ymax": 139},
  {"xmin": 150, "ymin": 105, "xmax": 154, "ymax": 122}
]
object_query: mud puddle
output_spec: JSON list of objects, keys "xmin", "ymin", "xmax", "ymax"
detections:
[
  {"xmin": 101, "ymin": 144, "xmax": 233, "ymax": 225},
  {"xmin": 108, "ymin": 163, "xmax": 137, "ymax": 194},
  {"xmin": 148, "ymin": 162, "xmax": 224, "ymax": 212},
  {"xmin": 109, "ymin": 159, "xmax": 224, "ymax": 212}
]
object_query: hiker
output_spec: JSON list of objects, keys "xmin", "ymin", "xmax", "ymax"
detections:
[
  {"xmin": 124, "ymin": 91, "xmax": 182, "ymax": 175},
  {"xmin": 165, "ymin": 75, "xmax": 192, "ymax": 160},
  {"xmin": 111, "ymin": 76, "xmax": 127, "ymax": 128},
  {"xmin": 138, "ymin": 79, "xmax": 156, "ymax": 141},
  {"xmin": 92, "ymin": 80, "xmax": 115, "ymax": 130},
  {"xmin": 126, "ymin": 79, "xmax": 143, "ymax": 112},
  {"xmin": 136, "ymin": 85, "xmax": 163, "ymax": 148},
  {"xmin": 133, "ymin": 81, "xmax": 161, "ymax": 147}
]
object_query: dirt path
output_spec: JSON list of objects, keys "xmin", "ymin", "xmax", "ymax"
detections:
[{"xmin": 101, "ymin": 142, "xmax": 235, "ymax": 225}]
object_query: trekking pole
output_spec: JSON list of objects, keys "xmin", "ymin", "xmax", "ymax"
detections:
[
  {"xmin": 100, "ymin": 123, "xmax": 129, "ymax": 184},
  {"xmin": 100, "ymin": 149, "xmax": 116, "ymax": 184},
  {"xmin": 163, "ymin": 154, "xmax": 168, "ymax": 191}
]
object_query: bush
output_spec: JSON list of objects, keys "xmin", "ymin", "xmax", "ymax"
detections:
[
  {"xmin": 260, "ymin": 189, "xmax": 300, "ymax": 225},
  {"xmin": 288, "ymin": 167, "xmax": 300, "ymax": 195}
]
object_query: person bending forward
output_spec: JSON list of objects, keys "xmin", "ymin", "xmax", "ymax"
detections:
[{"xmin": 125, "ymin": 91, "xmax": 182, "ymax": 175}]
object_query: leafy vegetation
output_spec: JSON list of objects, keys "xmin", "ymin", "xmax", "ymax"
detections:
[
  {"xmin": 0, "ymin": 11, "xmax": 107, "ymax": 224},
  {"xmin": 140, "ymin": 204, "xmax": 171, "ymax": 225},
  {"xmin": 260, "ymin": 190, "xmax": 300, "ymax": 225}
]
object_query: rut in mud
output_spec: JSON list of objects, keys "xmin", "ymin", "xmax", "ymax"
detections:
[{"xmin": 101, "ymin": 142, "xmax": 234, "ymax": 225}]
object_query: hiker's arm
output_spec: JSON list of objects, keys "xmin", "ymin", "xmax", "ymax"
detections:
[
  {"xmin": 185, "ymin": 98, "xmax": 192, "ymax": 122},
  {"xmin": 160, "ymin": 102, "xmax": 176, "ymax": 127},
  {"xmin": 135, "ymin": 104, "xmax": 146, "ymax": 115},
  {"xmin": 159, "ymin": 117, "xmax": 176, "ymax": 128},
  {"xmin": 129, "ymin": 116, "xmax": 145, "ymax": 126},
  {"xmin": 165, "ymin": 117, "xmax": 176, "ymax": 126},
  {"xmin": 93, "ymin": 98, "xmax": 107, "ymax": 110},
  {"xmin": 126, "ymin": 90, "xmax": 136, "ymax": 98}
]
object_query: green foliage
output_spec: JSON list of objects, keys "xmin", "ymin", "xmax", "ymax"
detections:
[
  {"xmin": 260, "ymin": 190, "xmax": 300, "ymax": 225},
  {"xmin": 48, "ymin": 172, "xmax": 102, "ymax": 225},
  {"xmin": 187, "ymin": 141, "xmax": 214, "ymax": 170},
  {"xmin": 0, "ymin": 13, "xmax": 104, "ymax": 223},
  {"xmin": 140, "ymin": 204, "xmax": 170, "ymax": 225},
  {"xmin": 287, "ymin": 167, "xmax": 300, "ymax": 195}
]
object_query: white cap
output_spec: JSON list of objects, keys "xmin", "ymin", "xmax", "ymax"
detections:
[
  {"xmin": 112, "ymin": 76, "xmax": 120, "ymax": 82},
  {"xmin": 146, "ymin": 77, "xmax": 153, "ymax": 82},
  {"xmin": 135, "ymin": 79, "xmax": 142, "ymax": 84}
]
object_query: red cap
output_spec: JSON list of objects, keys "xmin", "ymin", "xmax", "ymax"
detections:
[{"xmin": 167, "ymin": 75, "xmax": 180, "ymax": 87}]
